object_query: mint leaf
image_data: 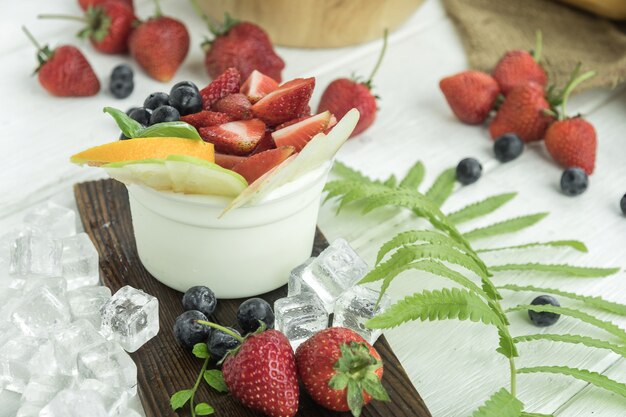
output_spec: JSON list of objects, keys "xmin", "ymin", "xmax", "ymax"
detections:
[
  {"xmin": 104, "ymin": 107, "xmax": 143, "ymax": 138},
  {"xmin": 195, "ymin": 403, "xmax": 215, "ymax": 415},
  {"xmin": 170, "ymin": 389, "xmax": 193, "ymax": 410},
  {"xmin": 138, "ymin": 121, "xmax": 202, "ymax": 140},
  {"xmin": 204, "ymin": 369, "xmax": 228, "ymax": 393},
  {"xmin": 193, "ymin": 343, "xmax": 209, "ymax": 359}
]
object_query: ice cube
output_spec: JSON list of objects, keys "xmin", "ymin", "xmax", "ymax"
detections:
[
  {"xmin": 9, "ymin": 232, "xmax": 63, "ymax": 277},
  {"xmin": 21, "ymin": 374, "xmax": 72, "ymax": 406},
  {"xmin": 23, "ymin": 201, "xmax": 76, "ymax": 239},
  {"xmin": 0, "ymin": 294, "xmax": 23, "ymax": 322},
  {"xmin": 0, "ymin": 334, "xmax": 40, "ymax": 363},
  {"xmin": 0, "ymin": 358, "xmax": 30, "ymax": 393},
  {"xmin": 21, "ymin": 276, "xmax": 67, "ymax": 299},
  {"xmin": 76, "ymin": 378, "xmax": 131, "ymax": 415},
  {"xmin": 100, "ymin": 285, "xmax": 159, "ymax": 352},
  {"xmin": 332, "ymin": 285, "xmax": 391, "ymax": 345},
  {"xmin": 67, "ymin": 286, "xmax": 112, "ymax": 329},
  {"xmin": 38, "ymin": 389, "xmax": 108, "ymax": 417},
  {"xmin": 0, "ymin": 228, "xmax": 27, "ymax": 276},
  {"xmin": 117, "ymin": 408, "xmax": 143, "ymax": 417},
  {"xmin": 274, "ymin": 293, "xmax": 329, "ymax": 349},
  {"xmin": 15, "ymin": 403, "xmax": 42, "ymax": 417},
  {"xmin": 51, "ymin": 320, "xmax": 106, "ymax": 375},
  {"xmin": 287, "ymin": 257, "xmax": 315, "ymax": 297},
  {"xmin": 28, "ymin": 340, "xmax": 59, "ymax": 377},
  {"xmin": 77, "ymin": 340, "xmax": 138, "ymax": 397},
  {"xmin": 301, "ymin": 238, "xmax": 368, "ymax": 312},
  {"xmin": 0, "ymin": 390, "xmax": 21, "ymax": 417},
  {"xmin": 10, "ymin": 286, "xmax": 71, "ymax": 338},
  {"xmin": 61, "ymin": 233, "xmax": 100, "ymax": 290}
]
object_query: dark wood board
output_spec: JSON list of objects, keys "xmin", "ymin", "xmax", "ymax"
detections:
[{"xmin": 74, "ymin": 179, "xmax": 431, "ymax": 417}]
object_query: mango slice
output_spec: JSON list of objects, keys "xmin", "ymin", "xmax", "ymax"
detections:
[{"xmin": 70, "ymin": 137, "xmax": 215, "ymax": 166}]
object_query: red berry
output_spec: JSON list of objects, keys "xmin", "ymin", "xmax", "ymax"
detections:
[
  {"xmin": 545, "ymin": 117, "xmax": 596, "ymax": 175},
  {"xmin": 439, "ymin": 71, "xmax": 500, "ymax": 124},
  {"xmin": 493, "ymin": 50, "xmax": 547, "ymax": 95},
  {"xmin": 199, "ymin": 67, "xmax": 241, "ymax": 109},
  {"xmin": 318, "ymin": 79, "xmax": 377, "ymax": 138}
]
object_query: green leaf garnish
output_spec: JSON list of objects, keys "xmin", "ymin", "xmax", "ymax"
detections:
[
  {"xmin": 104, "ymin": 107, "xmax": 143, "ymax": 138},
  {"xmin": 517, "ymin": 366, "xmax": 626, "ymax": 398},
  {"xmin": 470, "ymin": 388, "xmax": 523, "ymax": 417},
  {"xmin": 490, "ymin": 263, "xmax": 619, "ymax": 278},
  {"xmin": 399, "ymin": 161, "xmax": 425, "ymax": 190},
  {"xmin": 103, "ymin": 106, "xmax": 202, "ymax": 140},
  {"xmin": 192, "ymin": 343, "xmax": 209, "ymax": 359},
  {"xmin": 425, "ymin": 167, "xmax": 455, "ymax": 207},
  {"xmin": 194, "ymin": 403, "xmax": 215, "ymax": 415},
  {"xmin": 170, "ymin": 389, "xmax": 193, "ymax": 410},
  {"xmin": 447, "ymin": 193, "xmax": 517, "ymax": 224},
  {"xmin": 477, "ymin": 240, "xmax": 588, "ymax": 253},
  {"xmin": 514, "ymin": 333, "xmax": 626, "ymax": 357},
  {"xmin": 203, "ymin": 369, "xmax": 228, "ymax": 393},
  {"xmin": 464, "ymin": 213, "xmax": 549, "ymax": 240}
]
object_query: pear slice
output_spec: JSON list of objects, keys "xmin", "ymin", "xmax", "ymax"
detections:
[
  {"xmin": 103, "ymin": 159, "xmax": 171, "ymax": 190},
  {"xmin": 165, "ymin": 155, "xmax": 247, "ymax": 198},
  {"xmin": 221, "ymin": 108, "xmax": 360, "ymax": 214}
]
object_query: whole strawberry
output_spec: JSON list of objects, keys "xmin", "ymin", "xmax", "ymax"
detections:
[
  {"xmin": 545, "ymin": 118, "xmax": 596, "ymax": 175},
  {"xmin": 489, "ymin": 82, "xmax": 555, "ymax": 142},
  {"xmin": 39, "ymin": 1, "xmax": 136, "ymax": 54},
  {"xmin": 199, "ymin": 13, "xmax": 284, "ymax": 82},
  {"xmin": 79, "ymin": 0, "xmax": 133, "ymax": 12},
  {"xmin": 128, "ymin": 0, "xmax": 189, "ymax": 81},
  {"xmin": 23, "ymin": 27, "xmax": 100, "ymax": 97},
  {"xmin": 439, "ymin": 71, "xmax": 500, "ymax": 124},
  {"xmin": 493, "ymin": 31, "xmax": 548, "ymax": 95},
  {"xmin": 317, "ymin": 31, "xmax": 387, "ymax": 138},
  {"xmin": 199, "ymin": 67, "xmax": 241, "ymax": 109},
  {"xmin": 222, "ymin": 329, "xmax": 299, "ymax": 417},
  {"xmin": 296, "ymin": 327, "xmax": 389, "ymax": 416}
]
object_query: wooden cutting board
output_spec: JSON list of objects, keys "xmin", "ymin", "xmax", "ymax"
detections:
[{"xmin": 74, "ymin": 179, "xmax": 432, "ymax": 417}]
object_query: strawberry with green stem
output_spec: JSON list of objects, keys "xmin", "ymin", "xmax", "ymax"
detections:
[
  {"xmin": 196, "ymin": 319, "xmax": 299, "ymax": 417},
  {"xmin": 22, "ymin": 26, "xmax": 100, "ymax": 97},
  {"xmin": 38, "ymin": 1, "xmax": 136, "ymax": 54},
  {"xmin": 545, "ymin": 65, "xmax": 597, "ymax": 174},
  {"xmin": 317, "ymin": 30, "xmax": 388, "ymax": 138},
  {"xmin": 493, "ymin": 30, "xmax": 548, "ymax": 95}
]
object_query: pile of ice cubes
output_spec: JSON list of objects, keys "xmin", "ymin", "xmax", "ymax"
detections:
[
  {"xmin": 0, "ymin": 201, "xmax": 159, "ymax": 417},
  {"xmin": 275, "ymin": 238, "xmax": 391, "ymax": 349}
]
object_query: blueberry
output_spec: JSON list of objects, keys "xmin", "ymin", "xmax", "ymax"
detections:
[
  {"xmin": 456, "ymin": 158, "xmax": 482, "ymax": 185},
  {"xmin": 208, "ymin": 327, "xmax": 241, "ymax": 361},
  {"xmin": 237, "ymin": 298, "xmax": 274, "ymax": 334},
  {"xmin": 144, "ymin": 92, "xmax": 171, "ymax": 110},
  {"xmin": 494, "ymin": 133, "xmax": 524, "ymax": 162},
  {"xmin": 111, "ymin": 64, "xmax": 133, "ymax": 82},
  {"xmin": 110, "ymin": 79, "xmax": 133, "ymax": 99},
  {"xmin": 528, "ymin": 295, "xmax": 561, "ymax": 327},
  {"xmin": 182, "ymin": 286, "xmax": 217, "ymax": 317},
  {"xmin": 125, "ymin": 107, "xmax": 138, "ymax": 116},
  {"xmin": 170, "ymin": 85, "xmax": 202, "ymax": 116},
  {"xmin": 173, "ymin": 310, "xmax": 212, "ymax": 350},
  {"xmin": 149, "ymin": 105, "xmax": 180, "ymax": 125},
  {"xmin": 560, "ymin": 168, "xmax": 588, "ymax": 196},
  {"xmin": 127, "ymin": 107, "xmax": 151, "ymax": 126},
  {"xmin": 621, "ymin": 194, "xmax": 626, "ymax": 215},
  {"xmin": 171, "ymin": 81, "xmax": 199, "ymax": 93}
]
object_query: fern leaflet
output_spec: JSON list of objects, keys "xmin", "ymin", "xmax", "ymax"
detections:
[
  {"xmin": 477, "ymin": 240, "xmax": 588, "ymax": 253},
  {"xmin": 447, "ymin": 193, "xmax": 517, "ymax": 224},
  {"xmin": 498, "ymin": 284, "xmax": 626, "ymax": 315},
  {"xmin": 425, "ymin": 167, "xmax": 456, "ymax": 207},
  {"xmin": 332, "ymin": 160, "xmax": 375, "ymax": 183},
  {"xmin": 399, "ymin": 161, "xmax": 425, "ymax": 189},
  {"xmin": 376, "ymin": 229, "xmax": 472, "ymax": 265},
  {"xmin": 517, "ymin": 366, "xmax": 626, "ymax": 398},
  {"xmin": 366, "ymin": 288, "xmax": 500, "ymax": 329},
  {"xmin": 513, "ymin": 334, "xmax": 626, "ymax": 357},
  {"xmin": 470, "ymin": 388, "xmax": 523, "ymax": 417},
  {"xmin": 507, "ymin": 304, "xmax": 626, "ymax": 341},
  {"xmin": 490, "ymin": 263, "xmax": 619, "ymax": 278},
  {"xmin": 464, "ymin": 213, "xmax": 548, "ymax": 240}
]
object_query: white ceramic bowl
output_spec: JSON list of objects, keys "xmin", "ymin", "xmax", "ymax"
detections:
[{"xmin": 127, "ymin": 163, "xmax": 330, "ymax": 298}]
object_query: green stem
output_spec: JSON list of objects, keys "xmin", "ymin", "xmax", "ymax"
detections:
[
  {"xmin": 533, "ymin": 30, "xmax": 543, "ymax": 63},
  {"xmin": 196, "ymin": 320, "xmax": 244, "ymax": 342},
  {"xmin": 190, "ymin": 358, "xmax": 209, "ymax": 417},
  {"xmin": 37, "ymin": 14, "xmax": 88, "ymax": 22},
  {"xmin": 560, "ymin": 69, "xmax": 596, "ymax": 119},
  {"xmin": 22, "ymin": 26, "xmax": 50, "ymax": 63},
  {"xmin": 365, "ymin": 29, "xmax": 389, "ymax": 87},
  {"xmin": 154, "ymin": 0, "xmax": 162, "ymax": 16},
  {"xmin": 509, "ymin": 357, "xmax": 517, "ymax": 397}
]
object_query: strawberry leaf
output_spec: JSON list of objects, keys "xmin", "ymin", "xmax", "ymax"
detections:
[
  {"xmin": 362, "ymin": 373, "xmax": 390, "ymax": 402},
  {"xmin": 192, "ymin": 343, "xmax": 209, "ymax": 359},
  {"xmin": 204, "ymin": 369, "xmax": 228, "ymax": 393},
  {"xmin": 347, "ymin": 379, "xmax": 365, "ymax": 417},
  {"xmin": 169, "ymin": 389, "xmax": 193, "ymax": 410},
  {"xmin": 194, "ymin": 402, "xmax": 215, "ymax": 415},
  {"xmin": 329, "ymin": 373, "xmax": 350, "ymax": 390}
]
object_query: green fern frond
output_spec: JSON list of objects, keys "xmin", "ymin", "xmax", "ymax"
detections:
[
  {"xmin": 477, "ymin": 240, "xmax": 588, "ymax": 253},
  {"xmin": 447, "ymin": 193, "xmax": 517, "ymax": 224},
  {"xmin": 367, "ymin": 288, "xmax": 500, "ymax": 329},
  {"xmin": 498, "ymin": 284, "xmax": 626, "ymax": 315},
  {"xmin": 383, "ymin": 175, "xmax": 397, "ymax": 187},
  {"xmin": 496, "ymin": 326, "xmax": 519, "ymax": 358},
  {"xmin": 490, "ymin": 263, "xmax": 619, "ymax": 278},
  {"xmin": 399, "ymin": 161, "xmax": 425, "ymax": 189},
  {"xmin": 521, "ymin": 413, "xmax": 554, "ymax": 417},
  {"xmin": 514, "ymin": 333, "xmax": 626, "ymax": 357},
  {"xmin": 332, "ymin": 160, "xmax": 375, "ymax": 183},
  {"xmin": 402, "ymin": 244, "xmax": 489, "ymax": 278},
  {"xmin": 517, "ymin": 366, "xmax": 626, "ymax": 398},
  {"xmin": 360, "ymin": 248, "xmax": 416, "ymax": 284},
  {"xmin": 470, "ymin": 388, "xmax": 523, "ymax": 417},
  {"xmin": 376, "ymin": 229, "xmax": 472, "ymax": 265},
  {"xmin": 464, "ymin": 213, "xmax": 549, "ymax": 240},
  {"xmin": 425, "ymin": 167, "xmax": 456, "ymax": 207},
  {"xmin": 507, "ymin": 304, "xmax": 626, "ymax": 341}
]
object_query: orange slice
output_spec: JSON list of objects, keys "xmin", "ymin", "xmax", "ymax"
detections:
[{"xmin": 70, "ymin": 137, "xmax": 215, "ymax": 166}]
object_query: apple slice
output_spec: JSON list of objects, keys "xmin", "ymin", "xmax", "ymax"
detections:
[
  {"xmin": 103, "ymin": 159, "xmax": 171, "ymax": 190},
  {"xmin": 165, "ymin": 155, "xmax": 247, "ymax": 197},
  {"xmin": 272, "ymin": 111, "xmax": 332, "ymax": 152}
]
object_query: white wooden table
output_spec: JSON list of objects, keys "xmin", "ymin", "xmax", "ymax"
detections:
[{"xmin": 2, "ymin": 0, "xmax": 625, "ymax": 415}]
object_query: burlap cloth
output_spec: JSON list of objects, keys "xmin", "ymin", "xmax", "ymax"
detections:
[{"xmin": 442, "ymin": 0, "xmax": 626, "ymax": 92}]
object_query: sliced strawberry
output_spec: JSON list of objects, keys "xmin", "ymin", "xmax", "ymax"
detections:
[
  {"xmin": 272, "ymin": 111, "xmax": 332, "ymax": 152},
  {"xmin": 251, "ymin": 131, "xmax": 276, "ymax": 154},
  {"xmin": 251, "ymin": 78, "xmax": 315, "ymax": 126},
  {"xmin": 181, "ymin": 111, "xmax": 233, "ymax": 129},
  {"xmin": 200, "ymin": 67, "xmax": 241, "ymax": 109},
  {"xmin": 215, "ymin": 153, "xmax": 246, "ymax": 169},
  {"xmin": 232, "ymin": 146, "xmax": 295, "ymax": 183},
  {"xmin": 199, "ymin": 119, "xmax": 266, "ymax": 156},
  {"xmin": 240, "ymin": 70, "xmax": 279, "ymax": 103},
  {"xmin": 275, "ymin": 116, "xmax": 310, "ymax": 131},
  {"xmin": 213, "ymin": 93, "xmax": 253, "ymax": 120}
]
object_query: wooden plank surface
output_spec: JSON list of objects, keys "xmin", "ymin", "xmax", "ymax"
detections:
[{"xmin": 73, "ymin": 178, "xmax": 432, "ymax": 417}]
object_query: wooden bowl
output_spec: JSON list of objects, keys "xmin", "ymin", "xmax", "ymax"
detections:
[
  {"xmin": 557, "ymin": 0, "xmax": 626, "ymax": 20},
  {"xmin": 199, "ymin": 0, "xmax": 425, "ymax": 48}
]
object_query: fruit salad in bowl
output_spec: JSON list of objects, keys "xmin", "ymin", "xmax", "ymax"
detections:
[{"xmin": 71, "ymin": 68, "xmax": 359, "ymax": 298}]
